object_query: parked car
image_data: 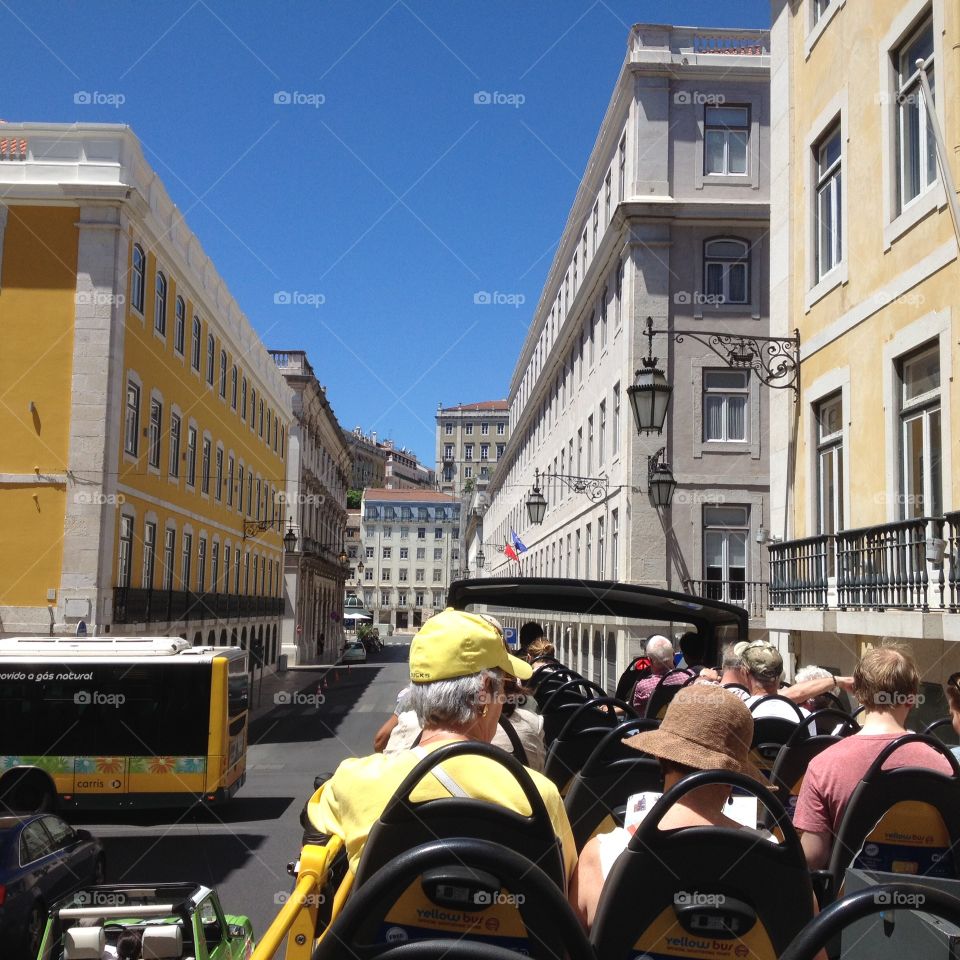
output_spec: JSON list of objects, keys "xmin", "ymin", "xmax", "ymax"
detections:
[
  {"xmin": 35, "ymin": 881, "xmax": 254, "ymax": 960},
  {"xmin": 340, "ymin": 640, "xmax": 367, "ymax": 664},
  {"xmin": 0, "ymin": 813, "xmax": 104, "ymax": 960}
]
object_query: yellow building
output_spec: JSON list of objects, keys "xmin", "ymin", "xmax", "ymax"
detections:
[
  {"xmin": 767, "ymin": 0, "xmax": 960, "ymax": 687},
  {"xmin": 0, "ymin": 124, "xmax": 292, "ymax": 663}
]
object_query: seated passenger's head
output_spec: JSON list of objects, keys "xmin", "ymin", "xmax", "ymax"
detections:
[
  {"xmin": 645, "ymin": 635, "xmax": 675, "ymax": 673},
  {"xmin": 408, "ymin": 609, "xmax": 533, "ymax": 742},
  {"xmin": 624, "ymin": 685, "xmax": 764, "ymax": 788},
  {"xmin": 854, "ymin": 642, "xmax": 920, "ymax": 716},
  {"xmin": 116, "ymin": 930, "xmax": 143, "ymax": 960},
  {"xmin": 678, "ymin": 631, "xmax": 706, "ymax": 667},
  {"xmin": 795, "ymin": 664, "xmax": 838, "ymax": 712},
  {"xmin": 526, "ymin": 637, "xmax": 556, "ymax": 663},
  {"xmin": 519, "ymin": 621, "xmax": 544, "ymax": 655},
  {"xmin": 741, "ymin": 641, "xmax": 784, "ymax": 693},
  {"xmin": 946, "ymin": 672, "xmax": 960, "ymax": 735}
]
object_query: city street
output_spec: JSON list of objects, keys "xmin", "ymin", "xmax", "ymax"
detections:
[{"xmin": 69, "ymin": 636, "xmax": 412, "ymax": 942}]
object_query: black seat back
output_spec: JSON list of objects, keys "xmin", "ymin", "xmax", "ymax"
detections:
[
  {"xmin": 531, "ymin": 667, "xmax": 580, "ymax": 700},
  {"xmin": 316, "ymin": 839, "xmax": 594, "ymax": 960},
  {"xmin": 763, "ymin": 708, "xmax": 858, "ymax": 825},
  {"xmin": 615, "ymin": 656, "xmax": 651, "ymax": 702},
  {"xmin": 591, "ymin": 770, "xmax": 814, "ymax": 959},
  {"xmin": 540, "ymin": 679, "xmax": 609, "ymax": 745},
  {"xmin": 644, "ymin": 668, "xmax": 696, "ymax": 720},
  {"xmin": 353, "ymin": 742, "xmax": 565, "ymax": 890},
  {"xmin": 562, "ymin": 717, "xmax": 662, "ymax": 851},
  {"xmin": 748, "ymin": 694, "xmax": 809, "ymax": 775},
  {"xmin": 542, "ymin": 697, "xmax": 636, "ymax": 793},
  {"xmin": 826, "ymin": 734, "xmax": 960, "ymax": 896}
]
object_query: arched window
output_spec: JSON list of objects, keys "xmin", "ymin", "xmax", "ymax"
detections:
[
  {"xmin": 174, "ymin": 296, "xmax": 185, "ymax": 355},
  {"xmin": 154, "ymin": 271, "xmax": 167, "ymax": 335},
  {"xmin": 230, "ymin": 365, "xmax": 238, "ymax": 409},
  {"xmin": 219, "ymin": 349, "xmax": 227, "ymax": 398},
  {"xmin": 191, "ymin": 317, "xmax": 201, "ymax": 371},
  {"xmin": 704, "ymin": 238, "xmax": 750, "ymax": 305},
  {"xmin": 131, "ymin": 244, "xmax": 145, "ymax": 313}
]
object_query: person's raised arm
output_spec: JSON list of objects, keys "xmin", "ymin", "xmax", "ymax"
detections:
[
  {"xmin": 781, "ymin": 675, "xmax": 854, "ymax": 705},
  {"xmin": 373, "ymin": 713, "xmax": 399, "ymax": 752}
]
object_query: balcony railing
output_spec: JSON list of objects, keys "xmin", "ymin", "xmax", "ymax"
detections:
[
  {"xmin": 769, "ymin": 515, "xmax": 958, "ymax": 612},
  {"xmin": 684, "ymin": 580, "xmax": 768, "ymax": 619},
  {"xmin": 114, "ymin": 588, "xmax": 284, "ymax": 625}
]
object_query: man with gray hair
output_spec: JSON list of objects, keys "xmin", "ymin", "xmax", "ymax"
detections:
[{"xmin": 632, "ymin": 634, "xmax": 690, "ymax": 716}]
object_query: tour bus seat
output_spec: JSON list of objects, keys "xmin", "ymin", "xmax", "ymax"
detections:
[
  {"xmin": 748, "ymin": 694, "xmax": 811, "ymax": 775},
  {"xmin": 530, "ymin": 667, "xmax": 580, "ymax": 700},
  {"xmin": 352, "ymin": 742, "xmax": 566, "ymax": 891},
  {"xmin": 540, "ymin": 679, "xmax": 609, "ymax": 745},
  {"xmin": 562, "ymin": 717, "xmax": 662, "ymax": 851},
  {"xmin": 818, "ymin": 733, "xmax": 960, "ymax": 905},
  {"xmin": 591, "ymin": 770, "xmax": 814, "ymax": 960},
  {"xmin": 141, "ymin": 924, "xmax": 183, "ymax": 960},
  {"xmin": 542, "ymin": 697, "xmax": 637, "ymax": 793},
  {"xmin": 779, "ymin": 881, "xmax": 960, "ymax": 960},
  {"xmin": 315, "ymin": 838, "xmax": 594, "ymax": 960},
  {"xmin": 615, "ymin": 656, "xmax": 651, "ymax": 703},
  {"xmin": 762, "ymin": 708, "xmax": 859, "ymax": 826},
  {"xmin": 63, "ymin": 926, "xmax": 105, "ymax": 960},
  {"xmin": 643, "ymin": 669, "xmax": 696, "ymax": 720}
]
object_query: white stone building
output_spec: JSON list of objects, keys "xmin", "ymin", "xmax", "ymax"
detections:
[
  {"xmin": 482, "ymin": 24, "xmax": 772, "ymax": 686},
  {"xmin": 436, "ymin": 401, "xmax": 510, "ymax": 498}
]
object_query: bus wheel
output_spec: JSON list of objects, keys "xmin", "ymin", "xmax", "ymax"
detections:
[{"xmin": 0, "ymin": 771, "xmax": 54, "ymax": 814}]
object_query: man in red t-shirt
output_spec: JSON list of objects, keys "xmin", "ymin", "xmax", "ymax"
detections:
[{"xmin": 793, "ymin": 643, "xmax": 952, "ymax": 869}]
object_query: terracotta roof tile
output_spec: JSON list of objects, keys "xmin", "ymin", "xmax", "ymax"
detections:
[{"xmin": 439, "ymin": 399, "xmax": 509, "ymax": 412}]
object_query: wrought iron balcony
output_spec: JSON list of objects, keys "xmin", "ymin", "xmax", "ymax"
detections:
[
  {"xmin": 113, "ymin": 588, "xmax": 284, "ymax": 625},
  {"xmin": 768, "ymin": 514, "xmax": 960, "ymax": 613},
  {"xmin": 683, "ymin": 579, "xmax": 768, "ymax": 619}
]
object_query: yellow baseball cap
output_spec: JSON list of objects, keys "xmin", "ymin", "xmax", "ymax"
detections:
[{"xmin": 409, "ymin": 608, "xmax": 533, "ymax": 684}]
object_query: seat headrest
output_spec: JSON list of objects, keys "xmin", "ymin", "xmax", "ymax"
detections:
[
  {"xmin": 141, "ymin": 924, "xmax": 183, "ymax": 959},
  {"xmin": 64, "ymin": 927, "xmax": 105, "ymax": 960}
]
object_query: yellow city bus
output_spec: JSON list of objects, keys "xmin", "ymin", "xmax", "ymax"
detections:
[{"xmin": 0, "ymin": 636, "xmax": 248, "ymax": 811}]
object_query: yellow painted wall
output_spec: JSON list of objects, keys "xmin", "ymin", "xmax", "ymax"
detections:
[
  {"xmin": 787, "ymin": 0, "xmax": 959, "ymax": 536},
  {"xmin": 114, "ymin": 225, "xmax": 287, "ymax": 595},
  {"xmin": 0, "ymin": 206, "xmax": 78, "ymax": 606}
]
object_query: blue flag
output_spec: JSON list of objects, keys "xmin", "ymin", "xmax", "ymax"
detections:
[{"xmin": 511, "ymin": 529, "xmax": 528, "ymax": 554}]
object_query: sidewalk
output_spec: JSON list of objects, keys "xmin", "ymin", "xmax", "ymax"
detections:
[{"xmin": 247, "ymin": 663, "xmax": 335, "ymax": 724}]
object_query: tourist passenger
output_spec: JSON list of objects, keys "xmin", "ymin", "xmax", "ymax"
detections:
[
  {"xmin": 794, "ymin": 643, "xmax": 953, "ymax": 870},
  {"xmin": 742, "ymin": 642, "xmax": 814, "ymax": 724},
  {"xmin": 116, "ymin": 929, "xmax": 143, "ymax": 960},
  {"xmin": 568, "ymin": 686, "xmax": 774, "ymax": 930},
  {"xmin": 677, "ymin": 631, "xmax": 707, "ymax": 673},
  {"xmin": 519, "ymin": 620, "xmax": 545, "ymax": 658},
  {"xmin": 632, "ymin": 636, "xmax": 689, "ymax": 715},
  {"xmin": 526, "ymin": 637, "xmax": 556, "ymax": 666},
  {"xmin": 945, "ymin": 672, "xmax": 960, "ymax": 762},
  {"xmin": 312, "ymin": 608, "xmax": 576, "ymax": 876}
]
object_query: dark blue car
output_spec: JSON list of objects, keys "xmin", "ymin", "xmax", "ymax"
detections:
[{"xmin": 0, "ymin": 814, "xmax": 104, "ymax": 960}]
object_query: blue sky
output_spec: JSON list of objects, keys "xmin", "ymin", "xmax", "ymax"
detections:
[{"xmin": 3, "ymin": 0, "xmax": 768, "ymax": 464}]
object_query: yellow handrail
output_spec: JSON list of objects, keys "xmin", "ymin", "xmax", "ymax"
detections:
[{"xmin": 251, "ymin": 836, "xmax": 343, "ymax": 960}]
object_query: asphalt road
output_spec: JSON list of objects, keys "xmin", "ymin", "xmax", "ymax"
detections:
[{"xmin": 68, "ymin": 635, "xmax": 413, "ymax": 948}]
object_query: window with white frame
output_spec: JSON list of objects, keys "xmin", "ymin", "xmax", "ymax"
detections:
[
  {"xmin": 131, "ymin": 245, "xmax": 145, "ymax": 314},
  {"xmin": 598, "ymin": 401, "xmax": 606, "ymax": 466},
  {"xmin": 597, "ymin": 515, "xmax": 605, "ymax": 579},
  {"xmin": 201, "ymin": 438, "xmax": 211, "ymax": 494},
  {"xmin": 703, "ymin": 505, "xmax": 749, "ymax": 603},
  {"xmin": 163, "ymin": 528, "xmax": 175, "ymax": 590},
  {"xmin": 191, "ymin": 317, "xmax": 201, "ymax": 371},
  {"xmin": 703, "ymin": 370, "xmax": 749, "ymax": 442},
  {"xmin": 186, "ymin": 426, "xmax": 197, "ymax": 487},
  {"xmin": 117, "ymin": 514, "xmax": 133, "ymax": 588},
  {"xmin": 181, "ymin": 532, "xmax": 193, "ymax": 589},
  {"xmin": 816, "ymin": 393, "xmax": 844, "ymax": 538},
  {"xmin": 611, "ymin": 509, "xmax": 619, "ymax": 581},
  {"xmin": 197, "ymin": 536, "xmax": 207, "ymax": 592},
  {"xmin": 219, "ymin": 350, "xmax": 227, "ymax": 398},
  {"xmin": 154, "ymin": 272, "xmax": 167, "ymax": 336},
  {"xmin": 174, "ymin": 297, "xmax": 185, "ymax": 355},
  {"xmin": 206, "ymin": 333, "xmax": 215, "ymax": 386},
  {"xmin": 169, "ymin": 412, "xmax": 181, "ymax": 478},
  {"xmin": 812, "ymin": 0, "xmax": 832, "ymax": 26},
  {"xmin": 148, "ymin": 398, "xmax": 162, "ymax": 468},
  {"xmin": 895, "ymin": 15, "xmax": 936, "ymax": 212},
  {"xmin": 899, "ymin": 343, "xmax": 942, "ymax": 520},
  {"xmin": 124, "ymin": 380, "xmax": 140, "ymax": 456},
  {"xmin": 704, "ymin": 238, "xmax": 749, "ymax": 304},
  {"xmin": 815, "ymin": 124, "xmax": 842, "ymax": 279},
  {"xmin": 142, "ymin": 520, "xmax": 156, "ymax": 589},
  {"xmin": 445, "ymin": 422, "xmax": 453, "ymax": 435},
  {"xmin": 704, "ymin": 106, "xmax": 749, "ymax": 176},
  {"xmin": 215, "ymin": 448, "xmax": 223, "ymax": 501},
  {"xmin": 612, "ymin": 382, "xmax": 621, "ymax": 455}
]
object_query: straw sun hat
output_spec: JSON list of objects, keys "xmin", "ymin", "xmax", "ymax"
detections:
[{"xmin": 623, "ymin": 684, "xmax": 766, "ymax": 784}]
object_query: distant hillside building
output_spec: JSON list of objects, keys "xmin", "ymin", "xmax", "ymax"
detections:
[{"xmin": 435, "ymin": 401, "xmax": 510, "ymax": 498}]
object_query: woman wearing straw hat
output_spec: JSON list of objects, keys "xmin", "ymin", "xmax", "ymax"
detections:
[{"xmin": 568, "ymin": 684, "xmax": 775, "ymax": 929}]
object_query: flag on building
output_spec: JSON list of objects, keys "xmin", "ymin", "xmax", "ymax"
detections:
[
  {"xmin": 504, "ymin": 542, "xmax": 520, "ymax": 563},
  {"xmin": 511, "ymin": 530, "xmax": 528, "ymax": 554}
]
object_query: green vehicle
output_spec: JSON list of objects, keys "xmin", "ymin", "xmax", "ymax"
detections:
[{"xmin": 35, "ymin": 882, "xmax": 254, "ymax": 960}]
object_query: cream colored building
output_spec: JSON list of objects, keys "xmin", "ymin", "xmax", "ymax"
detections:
[{"xmin": 767, "ymin": 0, "xmax": 960, "ymax": 688}]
